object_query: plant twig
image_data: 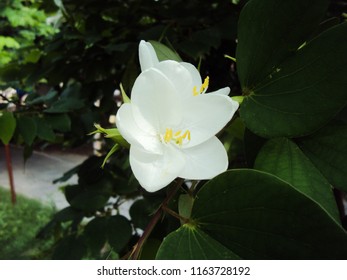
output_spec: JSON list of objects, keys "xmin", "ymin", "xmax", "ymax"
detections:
[
  {"xmin": 162, "ymin": 204, "xmax": 190, "ymax": 224},
  {"xmin": 128, "ymin": 178, "xmax": 184, "ymax": 260}
]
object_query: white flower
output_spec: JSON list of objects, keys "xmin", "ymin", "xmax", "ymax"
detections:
[{"xmin": 115, "ymin": 41, "xmax": 239, "ymax": 192}]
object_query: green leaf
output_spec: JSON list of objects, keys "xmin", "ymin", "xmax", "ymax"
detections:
[
  {"xmin": 240, "ymin": 22, "xmax": 347, "ymax": 138},
  {"xmin": 129, "ymin": 199, "xmax": 154, "ymax": 230},
  {"xmin": 45, "ymin": 114, "xmax": 71, "ymax": 132},
  {"xmin": 25, "ymin": 90, "xmax": 58, "ymax": 106},
  {"xmin": 64, "ymin": 185, "xmax": 110, "ymax": 212},
  {"xmin": 0, "ymin": 111, "xmax": 16, "ymax": 144},
  {"xmin": 139, "ymin": 238, "xmax": 162, "ymax": 260},
  {"xmin": 156, "ymin": 226, "xmax": 240, "ymax": 260},
  {"xmin": 190, "ymin": 169, "xmax": 347, "ymax": 259},
  {"xmin": 298, "ymin": 123, "xmax": 347, "ymax": 192},
  {"xmin": 70, "ymin": 191, "xmax": 110, "ymax": 212},
  {"xmin": 149, "ymin": 40, "xmax": 182, "ymax": 62},
  {"xmin": 236, "ymin": 0, "xmax": 328, "ymax": 87},
  {"xmin": 178, "ymin": 194, "xmax": 194, "ymax": 224},
  {"xmin": 37, "ymin": 207, "xmax": 84, "ymax": 238},
  {"xmin": 17, "ymin": 116, "xmax": 37, "ymax": 146},
  {"xmin": 85, "ymin": 215, "xmax": 132, "ymax": 254},
  {"xmin": 52, "ymin": 235, "xmax": 87, "ymax": 260},
  {"xmin": 120, "ymin": 83, "xmax": 130, "ymax": 104},
  {"xmin": 84, "ymin": 217, "xmax": 108, "ymax": 254},
  {"xmin": 53, "ymin": 206, "xmax": 84, "ymax": 223},
  {"xmin": 24, "ymin": 49, "xmax": 41, "ymax": 63},
  {"xmin": 113, "ymin": 175, "xmax": 139, "ymax": 195},
  {"xmin": 44, "ymin": 97, "xmax": 84, "ymax": 113},
  {"xmin": 254, "ymin": 138, "xmax": 340, "ymax": 223},
  {"xmin": 102, "ymin": 144, "xmax": 119, "ymax": 168},
  {"xmin": 0, "ymin": 36, "xmax": 20, "ymax": 50},
  {"xmin": 91, "ymin": 124, "xmax": 129, "ymax": 148},
  {"xmin": 53, "ymin": 165, "xmax": 80, "ymax": 184},
  {"xmin": 34, "ymin": 117, "xmax": 55, "ymax": 142},
  {"xmin": 243, "ymin": 128, "xmax": 267, "ymax": 167},
  {"xmin": 107, "ymin": 215, "xmax": 132, "ymax": 253}
]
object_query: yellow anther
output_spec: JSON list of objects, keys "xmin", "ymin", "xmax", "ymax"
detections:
[
  {"xmin": 193, "ymin": 76, "xmax": 209, "ymax": 96},
  {"xmin": 193, "ymin": 86, "xmax": 199, "ymax": 96},
  {"xmin": 164, "ymin": 128, "xmax": 173, "ymax": 143},
  {"xmin": 182, "ymin": 130, "xmax": 189, "ymax": 140},
  {"xmin": 200, "ymin": 76, "xmax": 209, "ymax": 93},
  {"xmin": 163, "ymin": 128, "xmax": 191, "ymax": 146},
  {"xmin": 174, "ymin": 130, "xmax": 182, "ymax": 136}
]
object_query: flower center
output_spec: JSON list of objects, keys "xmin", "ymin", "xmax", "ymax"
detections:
[
  {"xmin": 193, "ymin": 76, "xmax": 209, "ymax": 96},
  {"xmin": 162, "ymin": 128, "xmax": 191, "ymax": 146}
]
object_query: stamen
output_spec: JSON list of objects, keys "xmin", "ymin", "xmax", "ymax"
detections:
[
  {"xmin": 182, "ymin": 130, "xmax": 189, "ymax": 139},
  {"xmin": 164, "ymin": 128, "xmax": 173, "ymax": 143},
  {"xmin": 193, "ymin": 86, "xmax": 199, "ymax": 96},
  {"xmin": 174, "ymin": 130, "xmax": 182, "ymax": 136},
  {"xmin": 187, "ymin": 130, "xmax": 191, "ymax": 141},
  {"xmin": 192, "ymin": 76, "xmax": 210, "ymax": 96},
  {"xmin": 200, "ymin": 76, "xmax": 209, "ymax": 93},
  {"xmin": 163, "ymin": 128, "xmax": 191, "ymax": 146}
]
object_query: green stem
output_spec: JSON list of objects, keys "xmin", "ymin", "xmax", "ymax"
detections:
[{"xmin": 129, "ymin": 178, "xmax": 184, "ymax": 260}]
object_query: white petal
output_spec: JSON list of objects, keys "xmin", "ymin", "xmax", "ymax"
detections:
[
  {"xmin": 116, "ymin": 103, "xmax": 162, "ymax": 154},
  {"xmin": 179, "ymin": 136, "xmax": 228, "ymax": 179},
  {"xmin": 209, "ymin": 86, "xmax": 230, "ymax": 96},
  {"xmin": 130, "ymin": 144, "xmax": 185, "ymax": 192},
  {"xmin": 154, "ymin": 60, "xmax": 194, "ymax": 100},
  {"xmin": 181, "ymin": 93, "xmax": 239, "ymax": 147},
  {"xmin": 179, "ymin": 62, "xmax": 202, "ymax": 89},
  {"xmin": 139, "ymin": 40, "xmax": 160, "ymax": 71},
  {"xmin": 131, "ymin": 67, "xmax": 183, "ymax": 132}
]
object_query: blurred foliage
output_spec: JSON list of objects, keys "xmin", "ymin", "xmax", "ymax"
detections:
[
  {"xmin": 0, "ymin": 0, "xmax": 56, "ymax": 67},
  {"xmin": 0, "ymin": 186, "xmax": 55, "ymax": 259},
  {"xmin": 1, "ymin": 0, "xmax": 242, "ymax": 149},
  {"xmin": 1, "ymin": 0, "xmax": 243, "ymax": 259}
]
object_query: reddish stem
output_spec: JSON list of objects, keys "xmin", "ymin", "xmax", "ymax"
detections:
[{"xmin": 4, "ymin": 144, "xmax": 16, "ymax": 205}]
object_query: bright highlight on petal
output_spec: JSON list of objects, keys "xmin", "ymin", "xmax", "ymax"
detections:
[{"xmin": 116, "ymin": 40, "xmax": 239, "ymax": 192}]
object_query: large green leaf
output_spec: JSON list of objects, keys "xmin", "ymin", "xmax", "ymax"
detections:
[
  {"xmin": 158, "ymin": 170, "xmax": 347, "ymax": 259},
  {"xmin": 236, "ymin": 0, "xmax": 328, "ymax": 87},
  {"xmin": 193, "ymin": 170, "xmax": 347, "ymax": 259},
  {"xmin": 254, "ymin": 138, "xmax": 339, "ymax": 223},
  {"xmin": 156, "ymin": 226, "xmax": 240, "ymax": 260},
  {"xmin": 0, "ymin": 111, "xmax": 16, "ymax": 144},
  {"xmin": 240, "ymin": 22, "xmax": 347, "ymax": 137},
  {"xmin": 298, "ymin": 123, "xmax": 347, "ymax": 192}
]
